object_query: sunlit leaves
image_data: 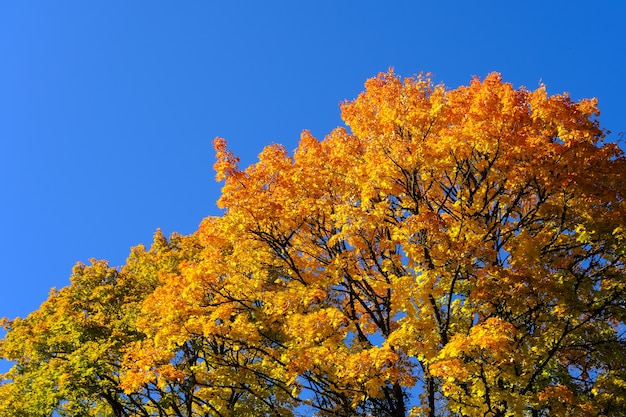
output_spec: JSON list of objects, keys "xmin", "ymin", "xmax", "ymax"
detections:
[{"xmin": 2, "ymin": 71, "xmax": 625, "ymax": 416}]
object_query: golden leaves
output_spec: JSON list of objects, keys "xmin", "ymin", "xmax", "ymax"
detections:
[
  {"xmin": 129, "ymin": 71, "xmax": 626, "ymax": 416},
  {"xmin": 212, "ymin": 137, "xmax": 240, "ymax": 183},
  {"xmin": 2, "ymin": 70, "xmax": 625, "ymax": 417}
]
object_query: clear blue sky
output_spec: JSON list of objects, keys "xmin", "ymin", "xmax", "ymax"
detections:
[{"xmin": 1, "ymin": 1, "xmax": 624, "ymax": 324}]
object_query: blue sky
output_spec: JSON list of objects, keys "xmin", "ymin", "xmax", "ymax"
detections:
[{"xmin": 0, "ymin": 1, "xmax": 624, "ymax": 326}]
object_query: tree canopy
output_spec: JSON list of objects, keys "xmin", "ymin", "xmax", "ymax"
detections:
[{"xmin": 2, "ymin": 71, "xmax": 625, "ymax": 417}]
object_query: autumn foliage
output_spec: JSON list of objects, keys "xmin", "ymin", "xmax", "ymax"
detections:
[{"xmin": 2, "ymin": 71, "xmax": 625, "ymax": 417}]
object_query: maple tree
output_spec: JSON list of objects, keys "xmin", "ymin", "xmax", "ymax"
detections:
[
  {"xmin": 2, "ymin": 71, "xmax": 625, "ymax": 417},
  {"xmin": 0, "ymin": 231, "xmax": 203, "ymax": 416}
]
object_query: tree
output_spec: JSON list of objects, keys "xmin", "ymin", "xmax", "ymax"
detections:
[
  {"xmin": 0, "ymin": 231, "xmax": 203, "ymax": 416},
  {"xmin": 2, "ymin": 71, "xmax": 625, "ymax": 416}
]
